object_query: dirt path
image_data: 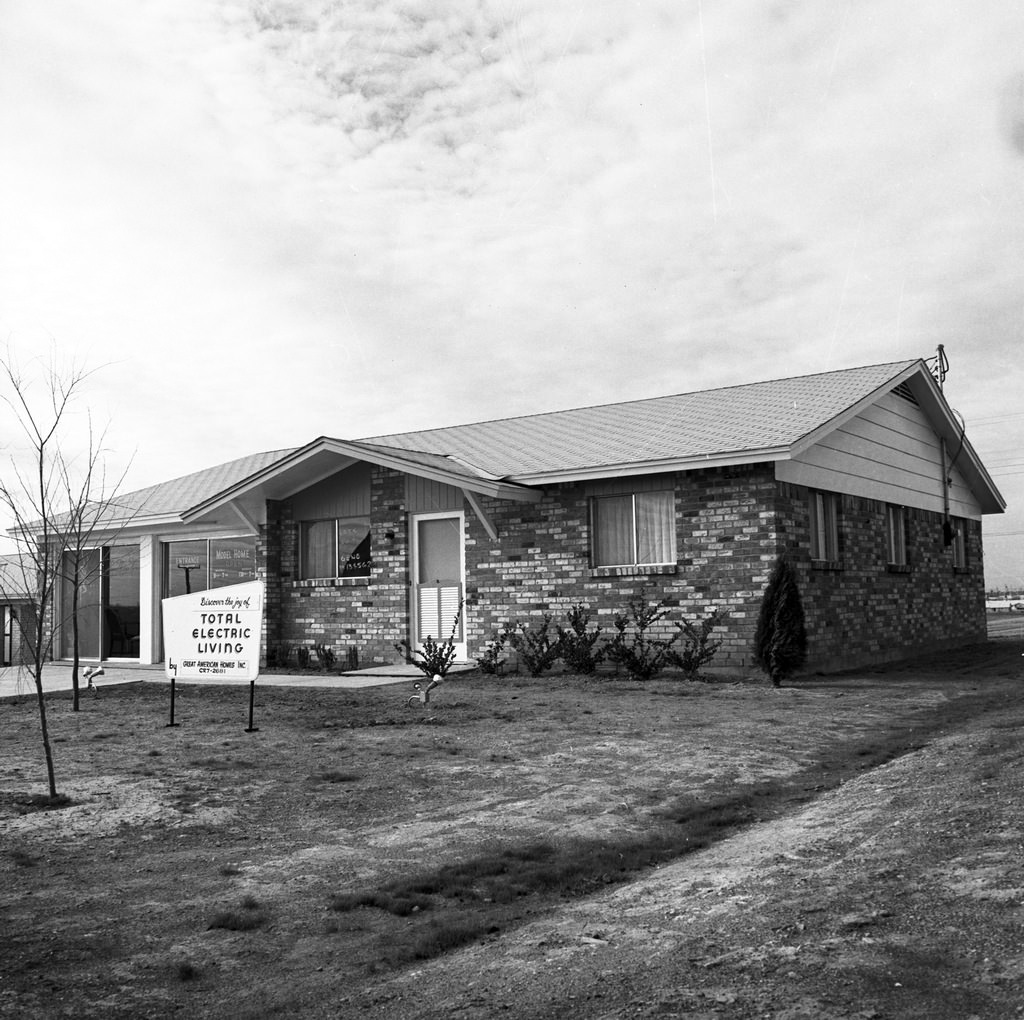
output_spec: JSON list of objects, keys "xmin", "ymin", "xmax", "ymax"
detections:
[{"xmin": 340, "ymin": 703, "xmax": 1024, "ymax": 1020}]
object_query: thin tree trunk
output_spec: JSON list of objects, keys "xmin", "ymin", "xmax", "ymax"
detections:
[
  {"xmin": 71, "ymin": 556, "xmax": 81, "ymax": 711},
  {"xmin": 32, "ymin": 611, "xmax": 58, "ymax": 797}
]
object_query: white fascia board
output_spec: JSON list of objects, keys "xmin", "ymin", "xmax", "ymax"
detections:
[
  {"xmin": 181, "ymin": 437, "xmax": 545, "ymax": 521},
  {"xmin": 507, "ymin": 449, "xmax": 789, "ymax": 486},
  {"xmin": 9, "ymin": 511, "xmax": 186, "ymax": 539},
  {"xmin": 318, "ymin": 440, "xmax": 543, "ymax": 502},
  {"xmin": 182, "ymin": 444, "xmax": 357, "ymax": 522}
]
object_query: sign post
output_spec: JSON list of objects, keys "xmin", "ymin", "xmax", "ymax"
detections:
[{"xmin": 162, "ymin": 581, "xmax": 265, "ymax": 731}]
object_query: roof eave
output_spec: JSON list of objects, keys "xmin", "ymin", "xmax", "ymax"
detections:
[
  {"xmin": 182, "ymin": 437, "xmax": 543, "ymax": 522},
  {"xmin": 508, "ymin": 448, "xmax": 790, "ymax": 486}
]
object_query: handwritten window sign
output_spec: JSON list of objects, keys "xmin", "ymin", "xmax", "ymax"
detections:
[{"xmin": 162, "ymin": 581, "xmax": 264, "ymax": 681}]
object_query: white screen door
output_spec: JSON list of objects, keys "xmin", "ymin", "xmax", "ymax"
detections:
[{"xmin": 412, "ymin": 512, "xmax": 465, "ymax": 660}]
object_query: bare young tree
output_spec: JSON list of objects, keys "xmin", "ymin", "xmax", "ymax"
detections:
[{"xmin": 0, "ymin": 346, "xmax": 132, "ymax": 797}]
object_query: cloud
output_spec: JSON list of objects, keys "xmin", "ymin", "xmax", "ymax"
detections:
[{"xmin": 1, "ymin": 0, "xmax": 1022, "ymax": 575}]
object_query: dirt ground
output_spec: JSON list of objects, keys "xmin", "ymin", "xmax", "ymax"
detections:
[{"xmin": 2, "ymin": 634, "xmax": 1024, "ymax": 1019}]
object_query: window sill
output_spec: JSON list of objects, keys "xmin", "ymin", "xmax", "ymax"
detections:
[
  {"xmin": 291, "ymin": 577, "xmax": 370, "ymax": 589},
  {"xmin": 590, "ymin": 564, "xmax": 677, "ymax": 578},
  {"xmin": 886, "ymin": 563, "xmax": 911, "ymax": 574},
  {"xmin": 810, "ymin": 559, "xmax": 844, "ymax": 572}
]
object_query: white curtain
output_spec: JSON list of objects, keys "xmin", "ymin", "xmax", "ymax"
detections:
[
  {"xmin": 594, "ymin": 495, "xmax": 634, "ymax": 566},
  {"xmin": 636, "ymin": 491, "xmax": 676, "ymax": 564},
  {"xmin": 302, "ymin": 520, "xmax": 335, "ymax": 579}
]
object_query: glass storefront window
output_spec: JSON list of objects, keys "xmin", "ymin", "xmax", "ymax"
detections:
[
  {"xmin": 60, "ymin": 545, "xmax": 140, "ymax": 660},
  {"xmin": 164, "ymin": 537, "xmax": 256, "ymax": 596}
]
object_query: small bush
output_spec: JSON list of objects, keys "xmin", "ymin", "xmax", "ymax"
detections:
[
  {"xmin": 396, "ymin": 601, "xmax": 463, "ymax": 679},
  {"xmin": 314, "ymin": 643, "xmax": 336, "ymax": 671},
  {"xmin": 296, "ymin": 647, "xmax": 311, "ymax": 669},
  {"xmin": 266, "ymin": 644, "xmax": 290, "ymax": 669},
  {"xmin": 556, "ymin": 603, "xmax": 605, "ymax": 675},
  {"xmin": 605, "ymin": 589, "xmax": 679, "ymax": 681},
  {"xmin": 507, "ymin": 614, "xmax": 561, "ymax": 677},
  {"xmin": 666, "ymin": 609, "xmax": 727, "ymax": 678},
  {"xmin": 475, "ymin": 627, "xmax": 512, "ymax": 674}
]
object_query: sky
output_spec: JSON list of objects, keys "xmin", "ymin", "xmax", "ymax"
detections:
[{"xmin": 1, "ymin": 0, "xmax": 1023, "ymax": 586}]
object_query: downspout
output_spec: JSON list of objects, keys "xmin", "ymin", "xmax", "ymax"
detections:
[{"xmin": 940, "ymin": 436, "xmax": 954, "ymax": 546}]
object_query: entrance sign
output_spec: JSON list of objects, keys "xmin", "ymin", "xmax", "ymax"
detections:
[{"xmin": 163, "ymin": 581, "xmax": 264, "ymax": 682}]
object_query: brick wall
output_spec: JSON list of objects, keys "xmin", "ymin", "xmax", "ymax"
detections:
[
  {"xmin": 269, "ymin": 467, "xmax": 410, "ymax": 666},
  {"xmin": 776, "ymin": 483, "xmax": 987, "ymax": 671},
  {"xmin": 465, "ymin": 464, "xmax": 782, "ymax": 672},
  {"xmin": 261, "ymin": 463, "xmax": 988, "ymax": 676}
]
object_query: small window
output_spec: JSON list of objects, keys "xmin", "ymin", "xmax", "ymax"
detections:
[
  {"xmin": 300, "ymin": 517, "xmax": 371, "ymax": 580},
  {"xmin": 950, "ymin": 517, "xmax": 967, "ymax": 569},
  {"xmin": 810, "ymin": 491, "xmax": 840, "ymax": 561},
  {"xmin": 592, "ymin": 491, "xmax": 676, "ymax": 568},
  {"xmin": 886, "ymin": 505, "xmax": 908, "ymax": 567}
]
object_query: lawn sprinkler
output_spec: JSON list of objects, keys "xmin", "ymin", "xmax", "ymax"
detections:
[
  {"xmin": 407, "ymin": 673, "xmax": 443, "ymax": 707},
  {"xmin": 83, "ymin": 665, "xmax": 104, "ymax": 693}
]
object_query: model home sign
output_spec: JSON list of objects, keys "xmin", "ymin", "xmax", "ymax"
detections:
[{"xmin": 163, "ymin": 581, "xmax": 264, "ymax": 681}]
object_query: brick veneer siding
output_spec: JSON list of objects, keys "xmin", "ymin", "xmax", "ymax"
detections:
[
  {"xmin": 465, "ymin": 464, "xmax": 782, "ymax": 673},
  {"xmin": 260, "ymin": 462, "xmax": 988, "ymax": 675},
  {"xmin": 463, "ymin": 465, "xmax": 987, "ymax": 675},
  {"xmin": 270, "ymin": 467, "xmax": 411, "ymax": 666},
  {"xmin": 776, "ymin": 483, "xmax": 987, "ymax": 672}
]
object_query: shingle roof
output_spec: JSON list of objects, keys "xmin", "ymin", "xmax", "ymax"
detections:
[
  {"xmin": 358, "ymin": 360, "xmax": 920, "ymax": 479},
  {"xmin": 0, "ymin": 553, "xmax": 33, "ymax": 600},
  {"xmin": 103, "ymin": 448, "xmax": 299, "ymax": 521},
  {"xmin": 105, "ymin": 360, "xmax": 926, "ymax": 520}
]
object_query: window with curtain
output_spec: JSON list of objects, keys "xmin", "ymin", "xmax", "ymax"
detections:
[
  {"xmin": 951, "ymin": 517, "xmax": 967, "ymax": 569},
  {"xmin": 300, "ymin": 517, "xmax": 371, "ymax": 580},
  {"xmin": 810, "ymin": 491, "xmax": 840, "ymax": 561},
  {"xmin": 886, "ymin": 504, "xmax": 908, "ymax": 566},
  {"xmin": 592, "ymin": 491, "xmax": 676, "ymax": 567}
]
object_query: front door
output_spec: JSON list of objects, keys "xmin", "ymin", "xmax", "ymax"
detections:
[{"xmin": 411, "ymin": 512, "xmax": 466, "ymax": 661}]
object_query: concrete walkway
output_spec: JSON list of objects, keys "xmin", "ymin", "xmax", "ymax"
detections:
[{"xmin": 0, "ymin": 661, "xmax": 474, "ymax": 699}]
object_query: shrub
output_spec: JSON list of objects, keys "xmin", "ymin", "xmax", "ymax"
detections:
[
  {"xmin": 507, "ymin": 614, "xmax": 561, "ymax": 677},
  {"xmin": 314, "ymin": 643, "xmax": 336, "ymax": 671},
  {"xmin": 395, "ymin": 601, "xmax": 463, "ymax": 679},
  {"xmin": 475, "ymin": 627, "xmax": 512, "ymax": 674},
  {"xmin": 605, "ymin": 589, "xmax": 679, "ymax": 681},
  {"xmin": 266, "ymin": 644, "xmax": 290, "ymax": 669},
  {"xmin": 666, "ymin": 609, "xmax": 727, "ymax": 678},
  {"xmin": 754, "ymin": 557, "xmax": 808, "ymax": 687},
  {"xmin": 556, "ymin": 603, "xmax": 605, "ymax": 675},
  {"xmin": 296, "ymin": 646, "xmax": 311, "ymax": 669}
]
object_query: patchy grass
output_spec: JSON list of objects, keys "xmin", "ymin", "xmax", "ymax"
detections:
[
  {"xmin": 1, "ymin": 639, "xmax": 1022, "ymax": 1016},
  {"xmin": 208, "ymin": 895, "xmax": 266, "ymax": 931}
]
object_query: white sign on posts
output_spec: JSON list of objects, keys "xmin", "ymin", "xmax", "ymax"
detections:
[{"xmin": 162, "ymin": 581, "xmax": 264, "ymax": 682}]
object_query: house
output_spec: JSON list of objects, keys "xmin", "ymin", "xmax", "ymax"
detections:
[
  {"xmin": 29, "ymin": 358, "xmax": 1006, "ymax": 675},
  {"xmin": 0, "ymin": 554, "xmax": 37, "ymax": 668}
]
